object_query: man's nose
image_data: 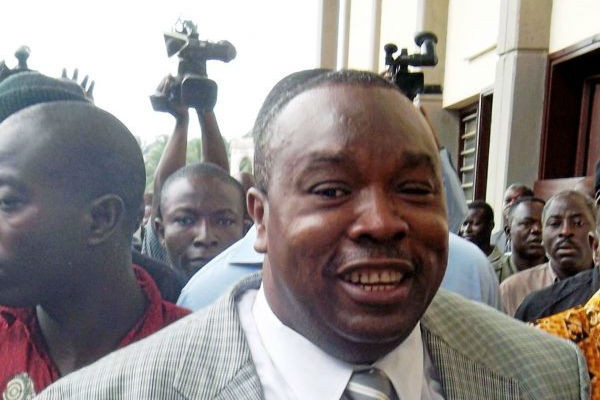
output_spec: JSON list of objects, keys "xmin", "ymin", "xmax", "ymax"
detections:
[
  {"xmin": 347, "ymin": 188, "xmax": 408, "ymax": 242},
  {"xmin": 192, "ymin": 220, "xmax": 218, "ymax": 247},
  {"xmin": 558, "ymin": 220, "xmax": 574, "ymax": 237},
  {"xmin": 530, "ymin": 221, "xmax": 542, "ymax": 235}
]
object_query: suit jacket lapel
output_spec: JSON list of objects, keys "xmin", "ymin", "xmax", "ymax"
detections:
[
  {"xmin": 173, "ymin": 273, "xmax": 265, "ymax": 400},
  {"xmin": 421, "ymin": 291, "xmax": 521, "ymax": 400}
]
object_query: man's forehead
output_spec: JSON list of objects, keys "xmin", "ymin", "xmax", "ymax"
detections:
[
  {"xmin": 514, "ymin": 201, "xmax": 542, "ymax": 218},
  {"xmin": 545, "ymin": 195, "xmax": 591, "ymax": 218},
  {"xmin": 162, "ymin": 176, "xmax": 242, "ymax": 210},
  {"xmin": 269, "ymin": 84, "xmax": 436, "ymax": 159}
]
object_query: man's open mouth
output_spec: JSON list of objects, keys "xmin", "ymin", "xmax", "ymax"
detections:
[{"xmin": 340, "ymin": 269, "xmax": 404, "ymax": 291}]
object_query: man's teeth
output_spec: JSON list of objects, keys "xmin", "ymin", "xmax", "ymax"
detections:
[{"xmin": 344, "ymin": 270, "xmax": 404, "ymax": 285}]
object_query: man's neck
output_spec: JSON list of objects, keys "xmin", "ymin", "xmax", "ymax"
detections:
[
  {"xmin": 510, "ymin": 251, "xmax": 545, "ymax": 272},
  {"xmin": 479, "ymin": 242, "xmax": 494, "ymax": 257},
  {"xmin": 547, "ymin": 260, "xmax": 575, "ymax": 281},
  {"xmin": 36, "ymin": 259, "xmax": 147, "ymax": 376}
]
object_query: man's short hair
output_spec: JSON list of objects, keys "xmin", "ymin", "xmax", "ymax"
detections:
[
  {"xmin": 507, "ymin": 196, "xmax": 546, "ymax": 224},
  {"xmin": 253, "ymin": 69, "xmax": 398, "ymax": 193},
  {"xmin": 467, "ymin": 200, "xmax": 495, "ymax": 226},
  {"xmin": 505, "ymin": 183, "xmax": 534, "ymax": 199},
  {"xmin": 159, "ymin": 162, "xmax": 245, "ymax": 218},
  {"xmin": 542, "ymin": 190, "xmax": 596, "ymax": 226}
]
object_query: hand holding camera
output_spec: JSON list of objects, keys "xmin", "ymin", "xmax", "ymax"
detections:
[{"xmin": 150, "ymin": 20, "xmax": 236, "ymax": 112}]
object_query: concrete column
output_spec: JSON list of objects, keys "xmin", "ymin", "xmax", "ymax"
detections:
[
  {"xmin": 416, "ymin": 0, "xmax": 449, "ymax": 87},
  {"xmin": 338, "ymin": 0, "xmax": 351, "ymax": 68},
  {"xmin": 318, "ymin": 0, "xmax": 340, "ymax": 69},
  {"xmin": 486, "ymin": 0, "xmax": 552, "ymax": 228},
  {"xmin": 414, "ymin": 0, "xmax": 459, "ymax": 165}
]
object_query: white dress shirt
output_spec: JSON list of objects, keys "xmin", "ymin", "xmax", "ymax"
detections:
[{"xmin": 237, "ymin": 286, "xmax": 445, "ymax": 400}]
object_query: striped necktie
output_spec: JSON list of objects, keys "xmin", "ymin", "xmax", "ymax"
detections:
[{"xmin": 342, "ymin": 368, "xmax": 399, "ymax": 400}]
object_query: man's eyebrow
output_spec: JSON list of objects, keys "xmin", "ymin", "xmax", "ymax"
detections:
[
  {"xmin": 398, "ymin": 151, "xmax": 437, "ymax": 173},
  {"xmin": 296, "ymin": 152, "xmax": 349, "ymax": 174}
]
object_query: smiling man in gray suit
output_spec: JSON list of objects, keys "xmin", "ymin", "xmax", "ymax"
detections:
[{"xmin": 39, "ymin": 70, "xmax": 588, "ymax": 399}]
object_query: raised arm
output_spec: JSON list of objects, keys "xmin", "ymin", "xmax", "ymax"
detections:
[
  {"xmin": 196, "ymin": 109, "xmax": 229, "ymax": 171},
  {"xmin": 150, "ymin": 76, "xmax": 190, "ymax": 222}
]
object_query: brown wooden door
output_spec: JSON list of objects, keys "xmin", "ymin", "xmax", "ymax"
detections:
[
  {"xmin": 539, "ymin": 36, "xmax": 600, "ymax": 179},
  {"xmin": 580, "ymin": 79, "xmax": 600, "ymax": 174}
]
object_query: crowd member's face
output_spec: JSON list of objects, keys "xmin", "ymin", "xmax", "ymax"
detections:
[
  {"xmin": 158, "ymin": 175, "xmax": 244, "ymax": 279},
  {"xmin": 503, "ymin": 187, "xmax": 527, "ymax": 220},
  {"xmin": 459, "ymin": 208, "xmax": 492, "ymax": 249},
  {"xmin": 0, "ymin": 112, "xmax": 88, "ymax": 307},
  {"xmin": 510, "ymin": 201, "xmax": 544, "ymax": 261},
  {"xmin": 251, "ymin": 84, "xmax": 448, "ymax": 363},
  {"xmin": 543, "ymin": 194, "xmax": 594, "ymax": 278}
]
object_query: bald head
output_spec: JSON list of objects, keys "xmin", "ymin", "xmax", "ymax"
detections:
[{"xmin": 0, "ymin": 101, "xmax": 145, "ymax": 233}]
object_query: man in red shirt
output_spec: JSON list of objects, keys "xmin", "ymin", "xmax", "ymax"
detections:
[{"xmin": 0, "ymin": 72, "xmax": 189, "ymax": 398}]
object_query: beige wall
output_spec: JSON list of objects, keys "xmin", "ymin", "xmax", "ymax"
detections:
[
  {"xmin": 443, "ymin": 0, "xmax": 500, "ymax": 108},
  {"xmin": 549, "ymin": 0, "xmax": 600, "ymax": 53}
]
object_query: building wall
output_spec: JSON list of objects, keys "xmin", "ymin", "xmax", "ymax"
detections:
[
  {"xmin": 443, "ymin": 0, "xmax": 500, "ymax": 108},
  {"xmin": 549, "ymin": 0, "xmax": 600, "ymax": 53}
]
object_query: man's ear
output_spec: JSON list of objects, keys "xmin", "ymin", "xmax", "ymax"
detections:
[
  {"xmin": 154, "ymin": 216, "xmax": 166, "ymax": 246},
  {"xmin": 247, "ymin": 187, "xmax": 268, "ymax": 253},
  {"xmin": 86, "ymin": 194, "xmax": 125, "ymax": 246},
  {"xmin": 504, "ymin": 224, "xmax": 510, "ymax": 236},
  {"xmin": 589, "ymin": 231, "xmax": 599, "ymax": 265}
]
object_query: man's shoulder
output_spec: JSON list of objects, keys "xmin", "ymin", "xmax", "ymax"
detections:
[
  {"xmin": 424, "ymin": 290, "xmax": 588, "ymax": 397},
  {"xmin": 515, "ymin": 268, "xmax": 597, "ymax": 322},
  {"xmin": 500, "ymin": 263, "xmax": 547, "ymax": 289},
  {"xmin": 38, "ymin": 274, "xmax": 263, "ymax": 399},
  {"xmin": 448, "ymin": 233, "xmax": 488, "ymax": 264}
]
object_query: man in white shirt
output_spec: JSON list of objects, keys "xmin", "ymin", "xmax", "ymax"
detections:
[{"xmin": 39, "ymin": 70, "xmax": 587, "ymax": 400}]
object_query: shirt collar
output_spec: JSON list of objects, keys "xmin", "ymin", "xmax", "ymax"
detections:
[
  {"xmin": 545, "ymin": 262, "xmax": 560, "ymax": 283},
  {"xmin": 252, "ymin": 285, "xmax": 425, "ymax": 400}
]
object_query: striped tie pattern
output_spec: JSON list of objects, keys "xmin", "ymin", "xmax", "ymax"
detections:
[{"xmin": 342, "ymin": 368, "xmax": 399, "ymax": 400}]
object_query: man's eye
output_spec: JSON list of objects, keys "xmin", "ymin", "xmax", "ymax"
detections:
[
  {"xmin": 314, "ymin": 188, "xmax": 349, "ymax": 198},
  {"xmin": 174, "ymin": 217, "xmax": 194, "ymax": 226},
  {"xmin": 0, "ymin": 197, "xmax": 23, "ymax": 212},
  {"xmin": 216, "ymin": 218, "xmax": 234, "ymax": 226},
  {"xmin": 311, "ymin": 184, "xmax": 350, "ymax": 198},
  {"xmin": 398, "ymin": 184, "xmax": 433, "ymax": 196}
]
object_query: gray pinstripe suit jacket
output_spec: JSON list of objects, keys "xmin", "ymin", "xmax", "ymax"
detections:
[{"xmin": 37, "ymin": 273, "xmax": 589, "ymax": 400}]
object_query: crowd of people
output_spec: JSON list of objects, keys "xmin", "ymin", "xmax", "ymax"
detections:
[{"xmin": 0, "ymin": 60, "xmax": 598, "ymax": 399}]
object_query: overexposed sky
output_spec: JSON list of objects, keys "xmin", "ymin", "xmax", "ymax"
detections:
[{"xmin": 1, "ymin": 0, "xmax": 320, "ymax": 145}]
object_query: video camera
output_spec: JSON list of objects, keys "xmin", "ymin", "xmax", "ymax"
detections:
[
  {"xmin": 150, "ymin": 20, "xmax": 236, "ymax": 111},
  {"xmin": 384, "ymin": 31, "xmax": 438, "ymax": 100}
]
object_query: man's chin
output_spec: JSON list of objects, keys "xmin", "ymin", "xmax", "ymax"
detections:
[{"xmin": 183, "ymin": 259, "xmax": 211, "ymax": 277}]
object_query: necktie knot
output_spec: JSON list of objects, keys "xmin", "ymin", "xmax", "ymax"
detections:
[{"xmin": 342, "ymin": 367, "xmax": 399, "ymax": 400}]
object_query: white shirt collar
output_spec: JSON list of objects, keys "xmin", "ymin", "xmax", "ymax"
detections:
[{"xmin": 252, "ymin": 285, "xmax": 426, "ymax": 400}]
